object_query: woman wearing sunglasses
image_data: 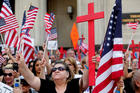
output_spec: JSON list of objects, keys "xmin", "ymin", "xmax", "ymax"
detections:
[
  {"xmin": 3, "ymin": 68, "xmax": 14, "ymax": 87},
  {"xmin": 16, "ymin": 52, "xmax": 89, "ymax": 93}
]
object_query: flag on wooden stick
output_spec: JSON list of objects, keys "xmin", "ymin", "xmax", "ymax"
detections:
[
  {"xmin": 0, "ymin": 0, "xmax": 19, "ymax": 33},
  {"xmin": 44, "ymin": 13, "xmax": 55, "ymax": 34},
  {"xmin": 93, "ymin": 0, "xmax": 123, "ymax": 92}
]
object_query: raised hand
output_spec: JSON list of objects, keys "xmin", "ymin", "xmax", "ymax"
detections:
[
  {"xmin": 40, "ymin": 58, "xmax": 47, "ymax": 68},
  {"xmin": 16, "ymin": 52, "xmax": 25, "ymax": 67}
]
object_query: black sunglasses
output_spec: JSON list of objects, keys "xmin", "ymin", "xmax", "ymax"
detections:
[
  {"xmin": 52, "ymin": 67, "xmax": 66, "ymax": 72},
  {"xmin": 4, "ymin": 73, "xmax": 12, "ymax": 77}
]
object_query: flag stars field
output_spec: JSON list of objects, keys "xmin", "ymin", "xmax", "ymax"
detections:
[
  {"xmin": 108, "ymin": 37, "xmax": 111, "ymax": 40},
  {"xmin": 109, "ymin": 31, "xmax": 111, "ymax": 35},
  {"xmin": 110, "ymin": 20, "xmax": 113, "ymax": 24},
  {"xmin": 109, "ymin": 26, "xmax": 112, "ymax": 29},
  {"xmin": 107, "ymin": 43, "xmax": 110, "ymax": 46}
]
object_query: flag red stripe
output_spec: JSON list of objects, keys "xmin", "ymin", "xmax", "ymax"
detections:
[
  {"xmin": 112, "ymin": 70, "xmax": 123, "ymax": 79},
  {"xmin": 2, "ymin": 5, "xmax": 12, "ymax": 15},
  {"xmin": 113, "ymin": 45, "xmax": 123, "ymax": 51},
  {"xmin": 97, "ymin": 59, "xmax": 112, "ymax": 77},
  {"xmin": 26, "ymin": 50, "xmax": 34, "ymax": 64},
  {"xmin": 112, "ymin": 57, "xmax": 123, "ymax": 64},
  {"xmin": 14, "ymin": 36, "xmax": 18, "ymax": 48},
  {"xmin": 5, "ymin": 31, "xmax": 10, "ymax": 45},
  {"xmin": 8, "ymin": 30, "xmax": 16, "ymax": 46},
  {"xmin": 93, "ymin": 74, "xmax": 113, "ymax": 92}
]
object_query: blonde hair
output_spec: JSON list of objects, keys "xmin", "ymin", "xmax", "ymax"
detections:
[{"xmin": 64, "ymin": 57, "xmax": 78, "ymax": 74}]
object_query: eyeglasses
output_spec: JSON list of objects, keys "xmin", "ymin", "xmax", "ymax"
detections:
[
  {"xmin": 52, "ymin": 67, "xmax": 66, "ymax": 72},
  {"xmin": 4, "ymin": 73, "xmax": 12, "ymax": 77}
]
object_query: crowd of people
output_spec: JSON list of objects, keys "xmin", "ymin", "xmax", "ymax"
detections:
[
  {"xmin": 0, "ymin": 43, "xmax": 89, "ymax": 93},
  {"xmin": 0, "ymin": 42, "xmax": 140, "ymax": 93}
]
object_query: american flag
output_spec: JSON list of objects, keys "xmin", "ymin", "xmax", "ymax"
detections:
[
  {"xmin": 127, "ymin": 22, "xmax": 138, "ymax": 30},
  {"xmin": 5, "ymin": 29, "xmax": 18, "ymax": 48},
  {"xmin": 44, "ymin": 13, "xmax": 55, "ymax": 33},
  {"xmin": 79, "ymin": 39, "xmax": 88, "ymax": 55},
  {"xmin": 48, "ymin": 28, "xmax": 57, "ymax": 40},
  {"xmin": 93, "ymin": 0, "xmax": 123, "ymax": 93},
  {"xmin": 21, "ymin": 5, "xmax": 38, "ymax": 31},
  {"xmin": 17, "ymin": 8, "xmax": 37, "ymax": 64},
  {"xmin": 0, "ymin": 0, "xmax": 19, "ymax": 33},
  {"xmin": 20, "ymin": 11, "xmax": 30, "ymax": 37},
  {"xmin": 0, "ymin": 0, "xmax": 19, "ymax": 48}
]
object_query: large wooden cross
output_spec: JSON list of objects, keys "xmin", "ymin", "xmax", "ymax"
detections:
[
  {"xmin": 76, "ymin": 2, "xmax": 104, "ymax": 86},
  {"xmin": 130, "ymin": 40, "xmax": 139, "ymax": 59}
]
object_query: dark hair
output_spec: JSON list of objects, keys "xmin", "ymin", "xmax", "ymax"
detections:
[
  {"xmin": 2, "ymin": 53, "xmax": 7, "ymax": 56},
  {"xmin": 0, "ymin": 68, "xmax": 3, "ymax": 76},
  {"xmin": 32, "ymin": 59, "xmax": 41, "ymax": 76},
  {"xmin": 21, "ymin": 79, "xmax": 29, "ymax": 86},
  {"xmin": 28, "ymin": 60, "xmax": 34, "ymax": 68},
  {"xmin": 50, "ymin": 61, "xmax": 74, "ymax": 82}
]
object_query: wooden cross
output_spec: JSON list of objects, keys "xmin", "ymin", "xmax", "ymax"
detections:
[
  {"xmin": 76, "ymin": 2, "xmax": 104, "ymax": 86},
  {"xmin": 79, "ymin": 34, "xmax": 85, "ymax": 43},
  {"xmin": 59, "ymin": 46, "xmax": 64, "ymax": 59},
  {"xmin": 130, "ymin": 40, "xmax": 139, "ymax": 59}
]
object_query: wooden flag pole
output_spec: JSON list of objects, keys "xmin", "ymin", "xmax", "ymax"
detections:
[
  {"xmin": 21, "ymin": 39, "xmax": 24, "ymax": 55},
  {"xmin": 126, "ymin": 31, "xmax": 135, "ymax": 52},
  {"xmin": 42, "ymin": 32, "xmax": 49, "ymax": 59},
  {"xmin": 0, "ymin": 34, "xmax": 5, "ymax": 44},
  {"xmin": 51, "ymin": 50, "xmax": 53, "ymax": 56}
]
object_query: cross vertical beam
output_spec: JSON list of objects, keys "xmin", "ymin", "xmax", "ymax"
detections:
[{"xmin": 76, "ymin": 2, "xmax": 104, "ymax": 86}]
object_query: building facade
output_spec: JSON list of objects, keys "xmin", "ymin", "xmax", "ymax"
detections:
[{"xmin": 1, "ymin": 0, "xmax": 140, "ymax": 49}]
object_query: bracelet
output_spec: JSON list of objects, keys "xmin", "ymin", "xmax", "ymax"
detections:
[
  {"xmin": 115, "ymin": 90, "xmax": 120, "ymax": 93},
  {"xmin": 84, "ymin": 65, "xmax": 89, "ymax": 70}
]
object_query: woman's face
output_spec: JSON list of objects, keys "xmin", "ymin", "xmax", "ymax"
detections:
[
  {"xmin": 8, "ymin": 59, "xmax": 14, "ymax": 64},
  {"xmin": 29, "ymin": 62, "xmax": 33, "ymax": 71},
  {"xmin": 3, "ymin": 69, "xmax": 14, "ymax": 86},
  {"xmin": 35, "ymin": 60, "xmax": 41, "ymax": 74},
  {"xmin": 52, "ymin": 64, "xmax": 69, "ymax": 80},
  {"xmin": 37, "ymin": 51, "xmax": 43, "ymax": 60},
  {"xmin": 132, "ymin": 59, "xmax": 138, "ymax": 70},
  {"xmin": 65, "ymin": 60, "xmax": 74, "ymax": 73}
]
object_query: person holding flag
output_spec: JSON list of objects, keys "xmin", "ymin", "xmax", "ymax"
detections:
[{"xmin": 15, "ymin": 51, "xmax": 89, "ymax": 93}]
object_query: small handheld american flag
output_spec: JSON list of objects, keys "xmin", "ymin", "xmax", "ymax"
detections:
[
  {"xmin": 44, "ymin": 13, "xmax": 55, "ymax": 34},
  {"xmin": 0, "ymin": 0, "xmax": 19, "ymax": 33},
  {"xmin": 48, "ymin": 28, "xmax": 57, "ymax": 40},
  {"xmin": 127, "ymin": 22, "xmax": 138, "ymax": 30},
  {"xmin": 21, "ymin": 5, "xmax": 38, "ymax": 31}
]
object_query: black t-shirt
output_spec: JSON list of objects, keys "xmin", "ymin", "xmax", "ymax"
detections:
[
  {"xmin": 124, "ymin": 69, "xmax": 135, "ymax": 93},
  {"xmin": 39, "ymin": 78, "xmax": 80, "ymax": 93}
]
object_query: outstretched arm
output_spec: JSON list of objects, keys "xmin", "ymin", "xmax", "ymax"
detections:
[{"xmin": 16, "ymin": 52, "xmax": 41, "ymax": 91}]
